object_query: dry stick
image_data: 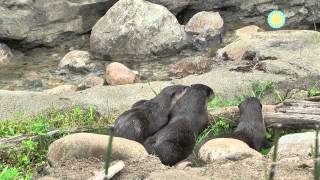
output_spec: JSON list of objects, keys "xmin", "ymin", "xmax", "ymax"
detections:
[{"xmin": 269, "ymin": 124, "xmax": 282, "ymax": 180}]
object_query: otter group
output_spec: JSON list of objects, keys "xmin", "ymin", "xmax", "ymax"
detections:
[{"xmin": 114, "ymin": 84, "xmax": 270, "ymax": 166}]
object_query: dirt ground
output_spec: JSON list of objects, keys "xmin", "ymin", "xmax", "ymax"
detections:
[{"xmin": 38, "ymin": 155, "xmax": 313, "ymax": 180}]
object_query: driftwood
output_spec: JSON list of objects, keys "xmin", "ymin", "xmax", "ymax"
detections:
[{"xmin": 209, "ymin": 100, "xmax": 320, "ymax": 130}]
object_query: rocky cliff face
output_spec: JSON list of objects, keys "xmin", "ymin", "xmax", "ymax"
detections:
[
  {"xmin": 0, "ymin": 0, "xmax": 117, "ymax": 47},
  {"xmin": 0, "ymin": 0, "xmax": 319, "ymax": 48},
  {"xmin": 176, "ymin": 0, "xmax": 320, "ymax": 29}
]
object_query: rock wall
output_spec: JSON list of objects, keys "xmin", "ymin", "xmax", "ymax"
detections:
[
  {"xmin": 0, "ymin": 0, "xmax": 117, "ymax": 47},
  {"xmin": 179, "ymin": 0, "xmax": 320, "ymax": 29},
  {"xmin": 0, "ymin": 0, "xmax": 319, "ymax": 48}
]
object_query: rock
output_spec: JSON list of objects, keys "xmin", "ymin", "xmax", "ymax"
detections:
[
  {"xmin": 169, "ymin": 56, "xmax": 214, "ymax": 78},
  {"xmin": 90, "ymin": 0, "xmax": 187, "ymax": 60},
  {"xmin": 47, "ymin": 133, "xmax": 148, "ymax": 167},
  {"xmin": 23, "ymin": 79, "xmax": 43, "ymax": 89},
  {"xmin": 47, "ymin": 79, "xmax": 64, "ymax": 88},
  {"xmin": 235, "ymin": 25, "xmax": 263, "ymax": 39},
  {"xmin": 0, "ymin": 0, "xmax": 117, "ymax": 47},
  {"xmin": 44, "ymin": 85, "xmax": 77, "ymax": 95},
  {"xmin": 198, "ymin": 138, "xmax": 262, "ymax": 162},
  {"xmin": 78, "ymin": 76, "xmax": 105, "ymax": 90},
  {"xmin": 276, "ymin": 132, "xmax": 319, "ymax": 159},
  {"xmin": 0, "ymin": 43, "xmax": 13, "ymax": 65},
  {"xmin": 185, "ymin": 11, "xmax": 224, "ymax": 34},
  {"xmin": 59, "ymin": 50, "xmax": 90, "ymax": 72},
  {"xmin": 216, "ymin": 40, "xmax": 250, "ymax": 61},
  {"xmin": 147, "ymin": 0, "xmax": 192, "ymax": 14},
  {"xmin": 185, "ymin": 11, "xmax": 223, "ymax": 50},
  {"xmin": 188, "ymin": 1, "xmax": 320, "ymax": 29},
  {"xmin": 105, "ymin": 62, "xmax": 140, "ymax": 85},
  {"xmin": 286, "ymin": 89, "xmax": 308, "ymax": 100},
  {"xmin": 217, "ymin": 30, "xmax": 320, "ymax": 78}
]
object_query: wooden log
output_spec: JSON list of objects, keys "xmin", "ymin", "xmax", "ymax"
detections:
[
  {"xmin": 282, "ymin": 99, "xmax": 320, "ymax": 108},
  {"xmin": 208, "ymin": 105, "xmax": 276, "ymax": 121},
  {"xmin": 264, "ymin": 112, "xmax": 320, "ymax": 129},
  {"xmin": 209, "ymin": 104, "xmax": 320, "ymax": 130},
  {"xmin": 277, "ymin": 107, "xmax": 320, "ymax": 115},
  {"xmin": 305, "ymin": 96, "xmax": 320, "ymax": 102}
]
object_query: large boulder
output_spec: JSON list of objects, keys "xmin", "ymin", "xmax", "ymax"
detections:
[
  {"xmin": 185, "ymin": 11, "xmax": 223, "ymax": 50},
  {"xmin": 59, "ymin": 50, "xmax": 92, "ymax": 72},
  {"xmin": 185, "ymin": 11, "xmax": 224, "ymax": 34},
  {"xmin": 0, "ymin": 0, "xmax": 117, "ymax": 47},
  {"xmin": 47, "ymin": 133, "xmax": 148, "ymax": 167},
  {"xmin": 217, "ymin": 30, "xmax": 320, "ymax": 78},
  {"xmin": 198, "ymin": 138, "xmax": 262, "ymax": 162},
  {"xmin": 275, "ymin": 132, "xmax": 319, "ymax": 159},
  {"xmin": 90, "ymin": 0, "xmax": 188, "ymax": 60},
  {"xmin": 0, "ymin": 43, "xmax": 13, "ymax": 65}
]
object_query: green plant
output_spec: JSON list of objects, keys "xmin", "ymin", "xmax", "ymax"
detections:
[
  {"xmin": 314, "ymin": 127, "xmax": 320, "ymax": 180},
  {"xmin": 308, "ymin": 86, "xmax": 320, "ymax": 97},
  {"xmin": 208, "ymin": 95, "xmax": 246, "ymax": 110},
  {"xmin": 0, "ymin": 106, "xmax": 114, "ymax": 179},
  {"xmin": 0, "ymin": 105, "xmax": 111, "ymax": 138},
  {"xmin": 251, "ymin": 80, "xmax": 275, "ymax": 99},
  {"xmin": 274, "ymin": 90, "xmax": 285, "ymax": 102},
  {"xmin": 0, "ymin": 138, "xmax": 49, "ymax": 179},
  {"xmin": 268, "ymin": 125, "xmax": 281, "ymax": 180},
  {"xmin": 104, "ymin": 126, "xmax": 115, "ymax": 180},
  {"xmin": 260, "ymin": 148, "xmax": 271, "ymax": 156},
  {"xmin": 0, "ymin": 165, "xmax": 20, "ymax": 180},
  {"xmin": 195, "ymin": 116, "xmax": 232, "ymax": 145},
  {"xmin": 147, "ymin": 81, "xmax": 158, "ymax": 96}
]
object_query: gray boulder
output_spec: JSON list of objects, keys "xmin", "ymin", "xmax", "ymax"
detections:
[
  {"xmin": 90, "ymin": 0, "xmax": 188, "ymax": 60},
  {"xmin": 276, "ymin": 131, "xmax": 319, "ymax": 159},
  {"xmin": 0, "ymin": 0, "xmax": 117, "ymax": 47},
  {"xmin": 185, "ymin": 11, "xmax": 224, "ymax": 50},
  {"xmin": 198, "ymin": 138, "xmax": 262, "ymax": 162},
  {"xmin": 47, "ymin": 133, "xmax": 148, "ymax": 167},
  {"xmin": 59, "ymin": 50, "xmax": 91, "ymax": 72}
]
